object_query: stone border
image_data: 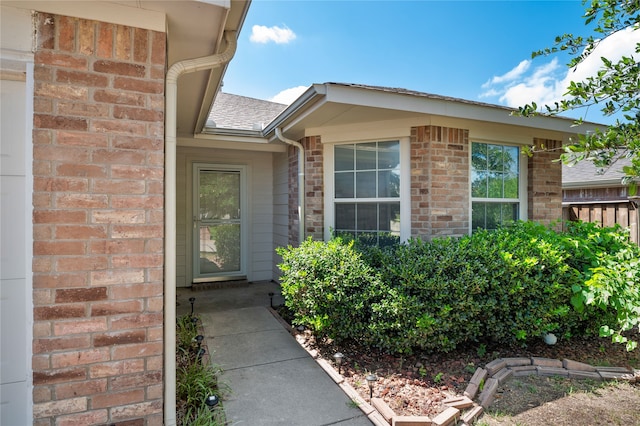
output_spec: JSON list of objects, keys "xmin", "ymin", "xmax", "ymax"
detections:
[
  {"xmin": 267, "ymin": 308, "xmax": 639, "ymax": 425},
  {"xmin": 469, "ymin": 357, "xmax": 637, "ymax": 410}
]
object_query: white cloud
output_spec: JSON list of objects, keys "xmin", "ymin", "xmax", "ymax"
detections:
[
  {"xmin": 269, "ymin": 86, "xmax": 309, "ymax": 105},
  {"xmin": 480, "ymin": 27, "xmax": 640, "ymax": 114},
  {"xmin": 250, "ymin": 25, "xmax": 296, "ymax": 44},
  {"xmin": 482, "ymin": 59, "xmax": 531, "ymax": 88}
]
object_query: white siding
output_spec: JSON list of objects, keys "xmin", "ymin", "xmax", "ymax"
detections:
[
  {"xmin": 1, "ymin": 7, "xmax": 34, "ymax": 423},
  {"xmin": 176, "ymin": 147, "xmax": 276, "ymax": 285},
  {"xmin": 272, "ymin": 152, "xmax": 290, "ymax": 281}
]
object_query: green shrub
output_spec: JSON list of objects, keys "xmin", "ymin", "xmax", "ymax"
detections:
[
  {"xmin": 276, "ymin": 237, "xmax": 384, "ymax": 344},
  {"xmin": 277, "ymin": 221, "xmax": 639, "ymax": 354}
]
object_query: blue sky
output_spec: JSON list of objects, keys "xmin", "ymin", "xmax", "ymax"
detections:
[{"xmin": 222, "ymin": 0, "xmax": 639, "ymax": 124}]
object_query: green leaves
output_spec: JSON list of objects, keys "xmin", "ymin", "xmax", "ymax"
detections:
[
  {"xmin": 277, "ymin": 221, "xmax": 639, "ymax": 354},
  {"xmin": 516, "ymin": 0, "xmax": 640, "ymax": 187}
]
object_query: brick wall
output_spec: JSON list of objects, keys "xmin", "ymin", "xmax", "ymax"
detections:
[
  {"xmin": 411, "ymin": 125, "xmax": 470, "ymax": 238},
  {"xmin": 303, "ymin": 136, "xmax": 324, "ymax": 240},
  {"xmin": 288, "ymin": 136, "xmax": 323, "ymax": 244},
  {"xmin": 528, "ymin": 138, "xmax": 563, "ymax": 225},
  {"xmin": 287, "ymin": 145, "xmax": 299, "ymax": 245},
  {"xmin": 32, "ymin": 13, "xmax": 166, "ymax": 425}
]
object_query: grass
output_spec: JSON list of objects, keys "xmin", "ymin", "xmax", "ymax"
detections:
[{"xmin": 176, "ymin": 314, "xmax": 226, "ymax": 426}]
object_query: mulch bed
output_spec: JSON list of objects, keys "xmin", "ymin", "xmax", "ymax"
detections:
[{"xmin": 292, "ymin": 326, "xmax": 640, "ymax": 418}]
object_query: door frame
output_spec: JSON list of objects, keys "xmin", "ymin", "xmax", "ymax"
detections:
[{"xmin": 191, "ymin": 163, "xmax": 248, "ymax": 282}]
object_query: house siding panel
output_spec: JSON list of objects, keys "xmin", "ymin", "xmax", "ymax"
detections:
[{"xmin": 32, "ymin": 13, "xmax": 165, "ymax": 424}]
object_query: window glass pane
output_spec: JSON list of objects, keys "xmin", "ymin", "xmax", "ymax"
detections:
[
  {"xmin": 356, "ymin": 171, "xmax": 376, "ymax": 198},
  {"xmin": 335, "ymin": 172, "xmax": 354, "ymax": 198},
  {"xmin": 356, "ymin": 204, "xmax": 378, "ymax": 230},
  {"xmin": 356, "ymin": 143, "xmax": 377, "ymax": 170},
  {"xmin": 335, "ymin": 145, "xmax": 354, "ymax": 171},
  {"xmin": 487, "ymin": 145, "xmax": 504, "ymax": 171},
  {"xmin": 378, "ymin": 141, "xmax": 400, "ymax": 169},
  {"xmin": 502, "ymin": 203, "xmax": 519, "ymax": 223},
  {"xmin": 471, "ymin": 202, "xmax": 484, "ymax": 230},
  {"xmin": 472, "ymin": 142, "xmax": 487, "ymax": 171},
  {"xmin": 471, "ymin": 170, "xmax": 487, "ymax": 198},
  {"xmin": 487, "ymin": 172, "xmax": 504, "ymax": 198},
  {"xmin": 378, "ymin": 170, "xmax": 400, "ymax": 197},
  {"xmin": 378, "ymin": 203, "xmax": 401, "ymax": 233},
  {"xmin": 504, "ymin": 172, "xmax": 519, "ymax": 198},
  {"xmin": 199, "ymin": 171, "xmax": 240, "ymax": 220},
  {"xmin": 485, "ymin": 203, "xmax": 501, "ymax": 230},
  {"xmin": 335, "ymin": 204, "xmax": 355, "ymax": 230}
]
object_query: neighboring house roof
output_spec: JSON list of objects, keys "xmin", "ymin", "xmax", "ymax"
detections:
[
  {"xmin": 208, "ymin": 92, "xmax": 287, "ymax": 131},
  {"xmin": 562, "ymin": 156, "xmax": 632, "ymax": 189}
]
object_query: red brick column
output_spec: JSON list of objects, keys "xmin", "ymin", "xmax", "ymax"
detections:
[
  {"xmin": 32, "ymin": 13, "xmax": 166, "ymax": 425},
  {"xmin": 288, "ymin": 135, "xmax": 323, "ymax": 244},
  {"xmin": 411, "ymin": 125, "xmax": 470, "ymax": 238},
  {"xmin": 303, "ymin": 136, "xmax": 324, "ymax": 240},
  {"xmin": 287, "ymin": 144, "xmax": 300, "ymax": 245},
  {"xmin": 528, "ymin": 138, "xmax": 563, "ymax": 226}
]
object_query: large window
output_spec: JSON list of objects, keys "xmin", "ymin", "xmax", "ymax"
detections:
[
  {"xmin": 471, "ymin": 142, "xmax": 520, "ymax": 230},
  {"xmin": 333, "ymin": 141, "xmax": 400, "ymax": 241}
]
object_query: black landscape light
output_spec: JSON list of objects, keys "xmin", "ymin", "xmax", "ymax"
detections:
[
  {"xmin": 205, "ymin": 394, "xmax": 219, "ymax": 415},
  {"xmin": 189, "ymin": 297, "xmax": 196, "ymax": 315},
  {"xmin": 191, "ymin": 316, "xmax": 199, "ymax": 327},
  {"xmin": 195, "ymin": 335, "xmax": 204, "ymax": 350},
  {"xmin": 197, "ymin": 347, "xmax": 206, "ymax": 362},
  {"xmin": 205, "ymin": 395, "xmax": 219, "ymax": 407},
  {"xmin": 366, "ymin": 373, "xmax": 377, "ymax": 401},
  {"xmin": 333, "ymin": 352, "xmax": 344, "ymax": 375},
  {"xmin": 268, "ymin": 292, "xmax": 274, "ymax": 308}
]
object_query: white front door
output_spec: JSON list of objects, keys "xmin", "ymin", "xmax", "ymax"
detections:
[{"xmin": 192, "ymin": 164, "xmax": 247, "ymax": 282}]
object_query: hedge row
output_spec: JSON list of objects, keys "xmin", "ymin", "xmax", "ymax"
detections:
[{"xmin": 277, "ymin": 221, "xmax": 640, "ymax": 354}]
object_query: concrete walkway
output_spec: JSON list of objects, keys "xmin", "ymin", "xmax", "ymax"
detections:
[{"xmin": 176, "ymin": 281, "xmax": 372, "ymax": 426}]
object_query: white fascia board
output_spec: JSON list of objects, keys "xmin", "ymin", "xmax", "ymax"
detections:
[
  {"xmin": 323, "ymin": 84, "xmax": 603, "ymax": 135},
  {"xmin": 563, "ymin": 180, "xmax": 625, "ymax": 189},
  {"xmin": 178, "ymin": 136, "xmax": 286, "ymax": 152},
  {"xmin": 195, "ymin": 0, "xmax": 230, "ymax": 7},
  {"xmin": 4, "ymin": 1, "xmax": 166, "ymax": 31}
]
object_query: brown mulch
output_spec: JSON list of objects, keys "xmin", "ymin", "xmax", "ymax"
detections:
[{"xmin": 292, "ymin": 328, "xmax": 640, "ymax": 419}]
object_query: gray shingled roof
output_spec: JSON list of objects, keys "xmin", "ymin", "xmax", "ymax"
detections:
[
  {"xmin": 563, "ymin": 155, "xmax": 632, "ymax": 187},
  {"xmin": 208, "ymin": 92, "xmax": 287, "ymax": 131}
]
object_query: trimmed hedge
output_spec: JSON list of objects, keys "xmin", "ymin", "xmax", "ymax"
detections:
[{"xmin": 277, "ymin": 221, "xmax": 640, "ymax": 354}]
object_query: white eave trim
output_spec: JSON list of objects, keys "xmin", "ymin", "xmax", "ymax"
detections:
[
  {"xmin": 5, "ymin": 1, "xmax": 166, "ymax": 31},
  {"xmin": 563, "ymin": 180, "xmax": 626, "ymax": 190}
]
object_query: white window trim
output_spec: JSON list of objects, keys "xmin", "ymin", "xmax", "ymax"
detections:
[
  {"xmin": 469, "ymin": 141, "xmax": 528, "ymax": 231},
  {"xmin": 324, "ymin": 137, "xmax": 411, "ymax": 242}
]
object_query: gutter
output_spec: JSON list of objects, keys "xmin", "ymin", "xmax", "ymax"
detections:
[
  {"xmin": 275, "ymin": 127, "xmax": 305, "ymax": 244},
  {"xmin": 164, "ymin": 30, "xmax": 237, "ymax": 426}
]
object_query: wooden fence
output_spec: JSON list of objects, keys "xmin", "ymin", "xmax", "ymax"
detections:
[{"xmin": 562, "ymin": 202, "xmax": 639, "ymax": 246}]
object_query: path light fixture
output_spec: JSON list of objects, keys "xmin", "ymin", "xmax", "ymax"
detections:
[
  {"xmin": 197, "ymin": 347, "xmax": 206, "ymax": 363},
  {"xmin": 333, "ymin": 352, "xmax": 344, "ymax": 374},
  {"xmin": 268, "ymin": 292, "xmax": 274, "ymax": 308},
  {"xmin": 205, "ymin": 395, "xmax": 219, "ymax": 408},
  {"xmin": 189, "ymin": 297, "xmax": 196, "ymax": 315},
  {"xmin": 195, "ymin": 335, "xmax": 204, "ymax": 351},
  {"xmin": 366, "ymin": 373, "xmax": 377, "ymax": 401},
  {"xmin": 205, "ymin": 394, "xmax": 219, "ymax": 417},
  {"xmin": 191, "ymin": 316, "xmax": 199, "ymax": 327}
]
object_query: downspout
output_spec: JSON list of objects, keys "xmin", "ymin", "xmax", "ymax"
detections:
[
  {"xmin": 164, "ymin": 31, "xmax": 236, "ymax": 425},
  {"xmin": 275, "ymin": 127, "xmax": 305, "ymax": 244}
]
